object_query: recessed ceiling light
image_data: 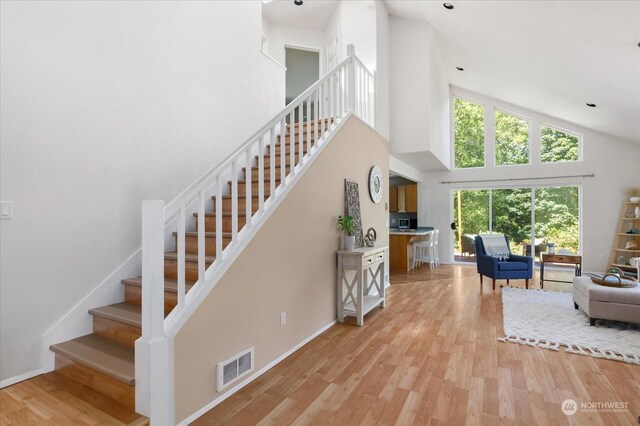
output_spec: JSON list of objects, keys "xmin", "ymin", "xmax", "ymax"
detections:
[
  {"xmin": 443, "ymin": 3, "xmax": 454, "ymax": 10},
  {"xmin": 586, "ymin": 103, "xmax": 596, "ymax": 108},
  {"xmin": 294, "ymin": 0, "xmax": 303, "ymax": 5},
  {"xmin": 456, "ymin": 66, "xmax": 464, "ymax": 71}
]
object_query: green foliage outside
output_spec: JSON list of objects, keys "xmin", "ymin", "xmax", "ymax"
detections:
[
  {"xmin": 454, "ymin": 98, "xmax": 484, "ymax": 168},
  {"xmin": 453, "ymin": 103, "xmax": 581, "ymax": 257},
  {"xmin": 495, "ymin": 111, "xmax": 529, "ymax": 166},
  {"xmin": 541, "ymin": 126, "xmax": 579, "ymax": 162},
  {"xmin": 454, "ymin": 187, "xmax": 580, "ymax": 257}
]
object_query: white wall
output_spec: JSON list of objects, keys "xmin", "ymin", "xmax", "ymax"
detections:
[
  {"xmin": 389, "ymin": 16, "xmax": 450, "ymax": 171},
  {"xmin": 375, "ymin": 1, "xmax": 390, "ymax": 139},
  {"xmin": 0, "ymin": 0, "xmax": 284, "ymax": 382},
  {"xmin": 422, "ymin": 87, "xmax": 640, "ymax": 271},
  {"xmin": 338, "ymin": 0, "xmax": 377, "ymax": 71},
  {"xmin": 265, "ymin": 22, "xmax": 326, "ymax": 68}
]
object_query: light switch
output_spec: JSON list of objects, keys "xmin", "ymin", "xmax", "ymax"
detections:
[{"xmin": 1, "ymin": 201, "xmax": 13, "ymax": 219}]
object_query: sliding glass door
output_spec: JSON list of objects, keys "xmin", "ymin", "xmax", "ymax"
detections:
[
  {"xmin": 453, "ymin": 190, "xmax": 489, "ymax": 262},
  {"xmin": 534, "ymin": 187, "xmax": 580, "ymax": 261},
  {"xmin": 452, "ymin": 186, "xmax": 580, "ymax": 263}
]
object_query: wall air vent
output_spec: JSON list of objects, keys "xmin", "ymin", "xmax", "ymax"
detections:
[{"xmin": 217, "ymin": 347, "xmax": 254, "ymax": 392}]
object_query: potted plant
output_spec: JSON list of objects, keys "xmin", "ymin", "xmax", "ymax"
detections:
[
  {"xmin": 627, "ymin": 187, "xmax": 640, "ymax": 203},
  {"xmin": 337, "ymin": 215, "xmax": 356, "ymax": 250}
]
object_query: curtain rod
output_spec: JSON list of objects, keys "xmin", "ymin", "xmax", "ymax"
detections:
[{"xmin": 440, "ymin": 173, "xmax": 595, "ymax": 185}]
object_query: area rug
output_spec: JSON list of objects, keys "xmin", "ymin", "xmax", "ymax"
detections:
[{"xmin": 499, "ymin": 286, "xmax": 640, "ymax": 365}]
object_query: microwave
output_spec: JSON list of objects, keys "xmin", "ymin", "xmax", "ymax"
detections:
[{"xmin": 398, "ymin": 218, "xmax": 410, "ymax": 229}]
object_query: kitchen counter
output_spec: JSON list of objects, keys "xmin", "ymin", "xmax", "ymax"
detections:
[
  {"xmin": 389, "ymin": 228, "xmax": 434, "ymax": 271},
  {"xmin": 389, "ymin": 229, "xmax": 433, "ymax": 236}
]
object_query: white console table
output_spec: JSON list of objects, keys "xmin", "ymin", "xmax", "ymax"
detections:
[{"xmin": 336, "ymin": 246, "xmax": 387, "ymax": 326}]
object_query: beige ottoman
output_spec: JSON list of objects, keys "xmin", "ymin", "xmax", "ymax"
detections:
[{"xmin": 573, "ymin": 276, "xmax": 640, "ymax": 325}]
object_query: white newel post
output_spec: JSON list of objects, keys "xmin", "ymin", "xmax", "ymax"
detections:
[
  {"xmin": 136, "ymin": 200, "xmax": 175, "ymax": 424},
  {"xmin": 347, "ymin": 44, "xmax": 356, "ymax": 114}
]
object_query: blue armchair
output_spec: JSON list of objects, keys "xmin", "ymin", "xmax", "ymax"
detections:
[{"xmin": 475, "ymin": 235, "xmax": 533, "ymax": 290}]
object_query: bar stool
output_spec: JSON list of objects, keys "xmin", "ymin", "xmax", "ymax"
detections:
[
  {"xmin": 412, "ymin": 232, "xmax": 435, "ymax": 270},
  {"xmin": 433, "ymin": 229, "xmax": 440, "ymax": 267}
]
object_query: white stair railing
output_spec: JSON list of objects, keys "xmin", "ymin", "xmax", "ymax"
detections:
[{"xmin": 136, "ymin": 45, "xmax": 375, "ymax": 422}]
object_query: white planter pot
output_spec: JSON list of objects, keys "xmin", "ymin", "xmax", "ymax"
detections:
[
  {"xmin": 344, "ymin": 236, "xmax": 355, "ymax": 251},
  {"xmin": 631, "ymin": 196, "xmax": 640, "ymax": 203}
]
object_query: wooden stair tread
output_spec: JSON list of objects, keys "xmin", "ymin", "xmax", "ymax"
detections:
[
  {"xmin": 89, "ymin": 303, "xmax": 141, "ymax": 328},
  {"xmin": 49, "ymin": 334, "xmax": 135, "ymax": 385},
  {"xmin": 212, "ymin": 194, "xmax": 269, "ymax": 200},
  {"xmin": 121, "ymin": 276, "xmax": 195, "ymax": 293},
  {"xmin": 171, "ymin": 231, "xmax": 231, "ymax": 237},
  {"xmin": 164, "ymin": 252, "xmax": 215, "ymax": 263},
  {"xmin": 193, "ymin": 212, "xmax": 247, "ymax": 218}
]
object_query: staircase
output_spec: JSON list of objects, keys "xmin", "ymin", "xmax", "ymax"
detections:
[
  {"xmin": 48, "ymin": 119, "xmax": 331, "ymax": 410},
  {"xmin": 48, "ymin": 44, "xmax": 374, "ymax": 422}
]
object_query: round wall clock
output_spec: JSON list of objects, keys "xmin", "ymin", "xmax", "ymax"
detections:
[{"xmin": 368, "ymin": 166, "xmax": 383, "ymax": 203}]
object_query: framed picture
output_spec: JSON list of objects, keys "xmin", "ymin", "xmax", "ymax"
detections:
[{"xmin": 345, "ymin": 179, "xmax": 364, "ymax": 248}]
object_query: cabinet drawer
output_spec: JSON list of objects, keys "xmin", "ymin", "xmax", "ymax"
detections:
[{"xmin": 363, "ymin": 254, "xmax": 375, "ymax": 265}]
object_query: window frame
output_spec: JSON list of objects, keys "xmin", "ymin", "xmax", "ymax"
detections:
[
  {"xmin": 539, "ymin": 122, "xmax": 583, "ymax": 164},
  {"xmin": 494, "ymin": 107, "xmax": 532, "ymax": 168}
]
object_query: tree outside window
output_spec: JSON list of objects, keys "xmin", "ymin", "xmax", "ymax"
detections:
[
  {"xmin": 495, "ymin": 110, "xmax": 529, "ymax": 166},
  {"xmin": 541, "ymin": 126, "xmax": 580, "ymax": 163},
  {"xmin": 454, "ymin": 98, "xmax": 485, "ymax": 168}
]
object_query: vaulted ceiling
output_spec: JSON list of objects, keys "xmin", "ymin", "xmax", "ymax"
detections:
[
  {"xmin": 385, "ymin": 0, "xmax": 640, "ymax": 143},
  {"xmin": 263, "ymin": 0, "xmax": 640, "ymax": 143}
]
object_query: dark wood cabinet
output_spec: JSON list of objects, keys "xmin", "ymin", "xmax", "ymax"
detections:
[{"xmin": 389, "ymin": 186, "xmax": 398, "ymax": 212}]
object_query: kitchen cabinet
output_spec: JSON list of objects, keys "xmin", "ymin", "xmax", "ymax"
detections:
[
  {"xmin": 405, "ymin": 184, "xmax": 417, "ymax": 213},
  {"xmin": 389, "ymin": 186, "xmax": 398, "ymax": 212},
  {"xmin": 389, "ymin": 184, "xmax": 417, "ymax": 213}
]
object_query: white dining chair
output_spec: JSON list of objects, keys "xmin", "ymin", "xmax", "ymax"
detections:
[
  {"xmin": 433, "ymin": 229, "xmax": 440, "ymax": 267},
  {"xmin": 412, "ymin": 231, "xmax": 435, "ymax": 270}
]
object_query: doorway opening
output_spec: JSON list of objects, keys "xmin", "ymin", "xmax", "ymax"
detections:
[{"xmin": 285, "ymin": 47, "xmax": 320, "ymax": 123}]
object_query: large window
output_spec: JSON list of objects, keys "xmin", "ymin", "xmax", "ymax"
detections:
[
  {"xmin": 454, "ymin": 98, "xmax": 485, "ymax": 168},
  {"xmin": 453, "ymin": 186, "xmax": 580, "ymax": 263},
  {"xmin": 541, "ymin": 125, "xmax": 580, "ymax": 163},
  {"xmin": 495, "ymin": 110, "xmax": 529, "ymax": 166}
]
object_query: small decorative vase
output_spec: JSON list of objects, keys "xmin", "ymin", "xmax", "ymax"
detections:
[
  {"xmin": 632, "ymin": 196, "xmax": 640, "ymax": 203},
  {"xmin": 344, "ymin": 235, "xmax": 355, "ymax": 251},
  {"xmin": 635, "ymin": 206, "xmax": 640, "ymax": 219}
]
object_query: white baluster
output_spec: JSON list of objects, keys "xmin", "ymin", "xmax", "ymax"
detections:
[
  {"xmin": 141, "ymin": 200, "xmax": 165, "ymax": 340},
  {"xmin": 347, "ymin": 45, "xmax": 355, "ymax": 114},
  {"xmin": 290, "ymin": 111, "xmax": 296, "ymax": 176},
  {"xmin": 306, "ymin": 97, "xmax": 311, "ymax": 157},
  {"xmin": 280, "ymin": 117, "xmax": 286, "ymax": 186},
  {"xmin": 269, "ymin": 127, "xmax": 276, "ymax": 196},
  {"xmin": 298, "ymin": 101, "xmax": 303, "ymax": 165},
  {"xmin": 231, "ymin": 160, "xmax": 238, "ymax": 241},
  {"xmin": 197, "ymin": 190, "xmax": 205, "ymax": 283},
  {"xmin": 215, "ymin": 177, "xmax": 223, "ymax": 260},
  {"xmin": 177, "ymin": 207, "xmax": 185, "ymax": 308},
  {"xmin": 259, "ymin": 135, "xmax": 265, "ymax": 211},
  {"xmin": 245, "ymin": 146, "xmax": 252, "ymax": 227},
  {"xmin": 314, "ymin": 90, "xmax": 319, "ymax": 147}
]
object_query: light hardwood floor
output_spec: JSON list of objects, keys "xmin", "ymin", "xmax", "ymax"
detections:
[
  {"xmin": 1, "ymin": 264, "xmax": 638, "ymax": 425},
  {"xmin": 0, "ymin": 371, "xmax": 147, "ymax": 425},
  {"xmin": 193, "ymin": 265, "xmax": 639, "ymax": 425}
]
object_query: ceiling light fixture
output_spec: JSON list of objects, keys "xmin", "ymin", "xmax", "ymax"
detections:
[
  {"xmin": 586, "ymin": 103, "xmax": 596, "ymax": 108},
  {"xmin": 443, "ymin": 3, "xmax": 454, "ymax": 10},
  {"xmin": 294, "ymin": 0, "xmax": 303, "ymax": 5},
  {"xmin": 456, "ymin": 66, "xmax": 464, "ymax": 71}
]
